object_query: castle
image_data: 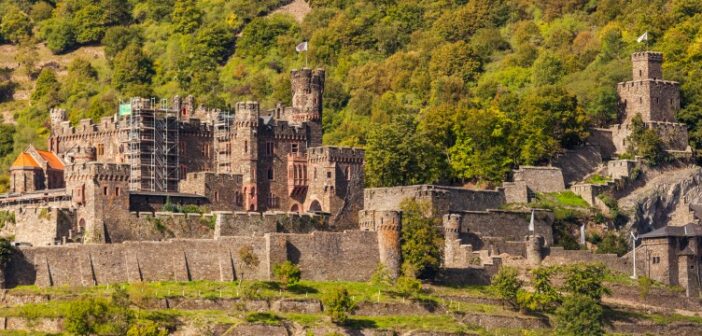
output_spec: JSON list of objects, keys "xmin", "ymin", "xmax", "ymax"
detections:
[
  {"xmin": 0, "ymin": 52, "xmax": 699, "ymax": 300},
  {"xmin": 0, "ymin": 68, "xmax": 364, "ymax": 245}
]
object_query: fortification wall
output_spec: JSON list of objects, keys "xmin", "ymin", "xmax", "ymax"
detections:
[
  {"xmin": 588, "ymin": 128, "xmax": 617, "ymax": 160},
  {"xmin": 363, "ymin": 185, "xmax": 505, "ymax": 216},
  {"xmin": 649, "ymin": 121, "xmax": 690, "ymax": 152},
  {"xmin": 101, "ymin": 211, "xmax": 329, "ymax": 243},
  {"xmin": 268, "ymin": 231, "xmax": 379, "ymax": 282},
  {"xmin": 4, "ymin": 231, "xmax": 378, "ymax": 287},
  {"xmin": 512, "ymin": 166, "xmax": 565, "ymax": 193},
  {"xmin": 454, "ymin": 209, "xmax": 554, "ymax": 246},
  {"xmin": 15, "ymin": 207, "xmax": 75, "ymax": 246},
  {"xmin": 552, "ymin": 145, "xmax": 603, "ymax": 185},
  {"xmin": 542, "ymin": 247, "xmax": 638, "ymax": 275},
  {"xmin": 502, "ymin": 181, "xmax": 528, "ymax": 204},
  {"xmin": 216, "ymin": 211, "xmax": 328, "ymax": 236}
]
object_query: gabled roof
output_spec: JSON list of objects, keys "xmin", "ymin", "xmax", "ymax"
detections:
[
  {"xmin": 35, "ymin": 149, "xmax": 64, "ymax": 170},
  {"xmin": 10, "ymin": 153, "xmax": 40, "ymax": 169},
  {"xmin": 639, "ymin": 223, "xmax": 702, "ymax": 239}
]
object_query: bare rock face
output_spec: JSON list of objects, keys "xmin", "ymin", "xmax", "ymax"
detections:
[{"xmin": 618, "ymin": 166, "xmax": 702, "ymax": 232}]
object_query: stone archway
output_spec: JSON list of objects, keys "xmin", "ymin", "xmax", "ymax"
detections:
[
  {"xmin": 309, "ymin": 200, "xmax": 322, "ymax": 212},
  {"xmin": 291, "ymin": 204, "xmax": 300, "ymax": 212}
]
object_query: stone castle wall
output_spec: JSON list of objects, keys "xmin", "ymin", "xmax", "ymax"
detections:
[
  {"xmin": 4, "ymin": 230, "xmax": 379, "ymax": 287},
  {"xmin": 363, "ymin": 185, "xmax": 505, "ymax": 216},
  {"xmin": 453, "ymin": 209, "xmax": 554, "ymax": 246},
  {"xmin": 551, "ymin": 145, "xmax": 603, "ymax": 186},
  {"xmin": 512, "ymin": 166, "xmax": 565, "ymax": 193}
]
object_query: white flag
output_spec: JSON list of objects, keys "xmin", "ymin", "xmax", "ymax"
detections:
[
  {"xmin": 528, "ymin": 210, "xmax": 535, "ymax": 233},
  {"xmin": 296, "ymin": 41, "xmax": 308, "ymax": 52},
  {"xmin": 636, "ymin": 32, "xmax": 648, "ymax": 43}
]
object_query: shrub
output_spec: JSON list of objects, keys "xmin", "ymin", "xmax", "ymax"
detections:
[
  {"xmin": 323, "ymin": 288, "xmax": 355, "ymax": 325},
  {"xmin": 394, "ymin": 274, "xmax": 422, "ymax": 298},
  {"xmin": 596, "ymin": 232, "xmax": 629, "ymax": 256},
  {"xmin": 126, "ymin": 320, "xmax": 169, "ymax": 336},
  {"xmin": 370, "ymin": 263, "xmax": 393, "ymax": 290},
  {"xmin": 555, "ymin": 294, "xmax": 604, "ymax": 336},
  {"xmin": 65, "ymin": 298, "xmax": 131, "ymax": 335},
  {"xmin": 490, "ymin": 266, "xmax": 522, "ymax": 309},
  {"xmin": 273, "ymin": 261, "xmax": 301, "ymax": 289},
  {"xmin": 638, "ymin": 276, "xmax": 654, "ymax": 299},
  {"xmin": 245, "ymin": 312, "xmax": 282, "ymax": 325},
  {"xmin": 561, "ymin": 263, "xmax": 610, "ymax": 302},
  {"xmin": 399, "ymin": 199, "xmax": 443, "ymax": 279},
  {"xmin": 516, "ymin": 267, "xmax": 560, "ymax": 312}
]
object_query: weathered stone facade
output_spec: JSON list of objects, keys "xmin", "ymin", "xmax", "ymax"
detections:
[
  {"xmin": 608, "ymin": 51, "xmax": 690, "ymax": 155},
  {"xmin": 0, "ymin": 68, "xmax": 364, "ymax": 246}
]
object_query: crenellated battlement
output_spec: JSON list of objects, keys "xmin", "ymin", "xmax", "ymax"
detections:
[
  {"xmin": 307, "ymin": 146, "xmax": 365, "ymax": 164},
  {"xmin": 64, "ymin": 162, "xmax": 130, "ymax": 182},
  {"xmin": 632, "ymin": 51, "xmax": 663, "ymax": 62}
]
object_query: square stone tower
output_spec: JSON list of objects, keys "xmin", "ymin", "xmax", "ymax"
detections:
[{"xmin": 617, "ymin": 52, "xmax": 680, "ymax": 124}]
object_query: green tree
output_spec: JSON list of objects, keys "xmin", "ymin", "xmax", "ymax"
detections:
[
  {"xmin": 273, "ymin": 260, "xmax": 301, "ymax": 289},
  {"xmin": 596, "ymin": 232, "xmax": 629, "ymax": 256},
  {"xmin": 41, "ymin": 19, "xmax": 76, "ymax": 54},
  {"xmin": 112, "ymin": 44, "xmax": 154, "ymax": 97},
  {"xmin": 490, "ymin": 266, "xmax": 523, "ymax": 309},
  {"xmin": 626, "ymin": 113, "xmax": 667, "ymax": 165},
  {"xmin": 449, "ymin": 106, "xmax": 516, "ymax": 183},
  {"xmin": 516, "ymin": 266, "xmax": 561, "ymax": 312},
  {"xmin": 0, "ymin": 124, "xmax": 16, "ymax": 158},
  {"xmin": 171, "ymin": 0, "xmax": 203, "ymax": 34},
  {"xmin": 0, "ymin": 68, "xmax": 16, "ymax": 102},
  {"xmin": 1, "ymin": 7, "xmax": 33, "ymax": 43},
  {"xmin": 31, "ymin": 68, "xmax": 61, "ymax": 107},
  {"xmin": 399, "ymin": 199, "xmax": 443, "ymax": 279},
  {"xmin": 126, "ymin": 320, "xmax": 169, "ymax": 336},
  {"xmin": 102, "ymin": 26, "xmax": 143, "ymax": 61},
  {"xmin": 323, "ymin": 287, "xmax": 355, "ymax": 324},
  {"xmin": 561, "ymin": 263, "xmax": 610, "ymax": 302},
  {"xmin": 365, "ymin": 115, "xmax": 444, "ymax": 187},
  {"xmin": 555, "ymin": 294, "xmax": 604, "ymax": 336}
]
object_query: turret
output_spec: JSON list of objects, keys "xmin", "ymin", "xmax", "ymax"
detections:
[
  {"xmin": 291, "ymin": 69, "xmax": 325, "ymax": 146},
  {"xmin": 50, "ymin": 108, "xmax": 67, "ymax": 130},
  {"xmin": 291, "ymin": 68, "xmax": 324, "ymax": 119},
  {"xmin": 235, "ymin": 101, "xmax": 260, "ymax": 126},
  {"xmin": 632, "ymin": 51, "xmax": 663, "ymax": 81},
  {"xmin": 376, "ymin": 210, "xmax": 402, "ymax": 278}
]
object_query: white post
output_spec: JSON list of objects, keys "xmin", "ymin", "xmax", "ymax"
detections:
[{"xmin": 630, "ymin": 232, "xmax": 638, "ymax": 279}]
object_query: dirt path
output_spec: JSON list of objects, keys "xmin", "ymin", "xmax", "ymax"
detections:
[
  {"xmin": 603, "ymin": 296, "xmax": 702, "ymax": 317},
  {"xmin": 271, "ymin": 0, "xmax": 312, "ymax": 22}
]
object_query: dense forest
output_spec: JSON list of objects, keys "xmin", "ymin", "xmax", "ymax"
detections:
[{"xmin": 0, "ymin": 0, "xmax": 701, "ymax": 192}]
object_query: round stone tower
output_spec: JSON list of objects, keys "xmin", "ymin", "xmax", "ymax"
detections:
[
  {"xmin": 376, "ymin": 210, "xmax": 402, "ymax": 278},
  {"xmin": 443, "ymin": 213, "xmax": 462, "ymax": 267},
  {"xmin": 525, "ymin": 235, "xmax": 545, "ymax": 266}
]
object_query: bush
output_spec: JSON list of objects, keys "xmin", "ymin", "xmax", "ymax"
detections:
[
  {"xmin": 65, "ymin": 298, "xmax": 131, "ymax": 335},
  {"xmin": 561, "ymin": 263, "xmax": 610, "ymax": 302},
  {"xmin": 394, "ymin": 274, "xmax": 422, "ymax": 298},
  {"xmin": 490, "ymin": 266, "xmax": 522, "ymax": 309},
  {"xmin": 596, "ymin": 232, "xmax": 629, "ymax": 256},
  {"xmin": 273, "ymin": 261, "xmax": 301, "ymax": 289},
  {"xmin": 126, "ymin": 320, "xmax": 169, "ymax": 336},
  {"xmin": 555, "ymin": 294, "xmax": 604, "ymax": 336},
  {"xmin": 370, "ymin": 263, "xmax": 393, "ymax": 290},
  {"xmin": 516, "ymin": 267, "xmax": 560, "ymax": 312},
  {"xmin": 399, "ymin": 199, "xmax": 443, "ymax": 279},
  {"xmin": 323, "ymin": 288, "xmax": 355, "ymax": 325}
]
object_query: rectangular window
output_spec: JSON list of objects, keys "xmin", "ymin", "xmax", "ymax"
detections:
[
  {"xmin": 266, "ymin": 142, "xmax": 274, "ymax": 156},
  {"xmin": 268, "ymin": 168, "xmax": 274, "ymax": 180},
  {"xmin": 97, "ymin": 144, "xmax": 105, "ymax": 156},
  {"xmin": 291, "ymin": 143, "xmax": 299, "ymax": 154},
  {"xmin": 244, "ymin": 141, "xmax": 248, "ymax": 153},
  {"xmin": 103, "ymin": 186, "xmax": 108, "ymax": 196},
  {"xmin": 115, "ymin": 187, "xmax": 120, "ymax": 197},
  {"xmin": 327, "ymin": 171, "xmax": 332, "ymax": 179}
]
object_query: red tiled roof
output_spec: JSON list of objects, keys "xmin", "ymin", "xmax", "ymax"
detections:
[
  {"xmin": 11, "ymin": 153, "xmax": 40, "ymax": 168},
  {"xmin": 35, "ymin": 149, "xmax": 64, "ymax": 170}
]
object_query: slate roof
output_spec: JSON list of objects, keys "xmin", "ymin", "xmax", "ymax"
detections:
[{"xmin": 639, "ymin": 223, "xmax": 702, "ymax": 239}]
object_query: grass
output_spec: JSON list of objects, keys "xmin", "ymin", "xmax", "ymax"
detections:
[{"xmin": 585, "ymin": 174, "xmax": 611, "ymax": 185}]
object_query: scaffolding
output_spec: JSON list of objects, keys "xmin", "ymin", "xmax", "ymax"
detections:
[
  {"xmin": 123, "ymin": 97, "xmax": 180, "ymax": 192},
  {"xmin": 214, "ymin": 110, "xmax": 233, "ymax": 173}
]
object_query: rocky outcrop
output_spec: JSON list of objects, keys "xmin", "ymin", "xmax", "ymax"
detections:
[{"xmin": 618, "ymin": 166, "xmax": 702, "ymax": 232}]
